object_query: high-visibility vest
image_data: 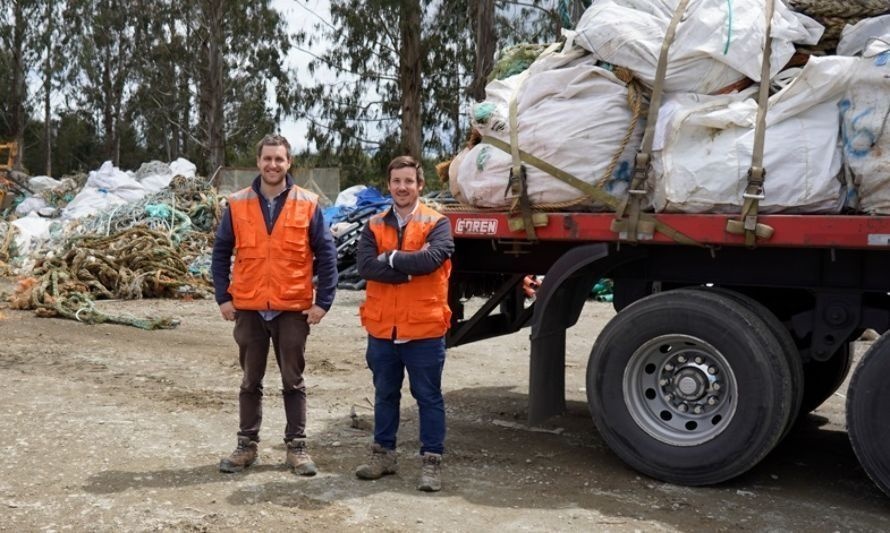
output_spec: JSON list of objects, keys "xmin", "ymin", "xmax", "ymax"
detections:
[
  {"xmin": 360, "ymin": 203, "xmax": 452, "ymax": 340},
  {"xmin": 227, "ymin": 185, "xmax": 317, "ymax": 311}
]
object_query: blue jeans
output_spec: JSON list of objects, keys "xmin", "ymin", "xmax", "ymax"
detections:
[{"xmin": 366, "ymin": 335, "xmax": 446, "ymax": 455}]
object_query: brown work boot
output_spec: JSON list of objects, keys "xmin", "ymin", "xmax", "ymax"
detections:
[
  {"xmin": 219, "ymin": 436, "xmax": 259, "ymax": 473},
  {"xmin": 417, "ymin": 452, "xmax": 442, "ymax": 492},
  {"xmin": 285, "ymin": 438, "xmax": 317, "ymax": 476},
  {"xmin": 355, "ymin": 443, "xmax": 398, "ymax": 480}
]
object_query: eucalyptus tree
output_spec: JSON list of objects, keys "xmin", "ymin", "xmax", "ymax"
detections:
[
  {"xmin": 0, "ymin": 0, "xmax": 40, "ymax": 170},
  {"xmin": 294, "ymin": 0, "xmax": 476, "ymax": 170},
  {"xmin": 63, "ymin": 0, "xmax": 144, "ymax": 166},
  {"xmin": 292, "ymin": 0, "xmax": 585, "ymax": 180},
  {"xmin": 35, "ymin": 0, "xmax": 65, "ymax": 175}
]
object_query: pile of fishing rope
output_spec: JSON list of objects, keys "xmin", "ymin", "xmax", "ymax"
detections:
[{"xmin": 10, "ymin": 175, "xmax": 221, "ymax": 329}]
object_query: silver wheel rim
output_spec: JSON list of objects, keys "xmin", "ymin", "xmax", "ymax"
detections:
[{"xmin": 623, "ymin": 334, "xmax": 738, "ymax": 446}]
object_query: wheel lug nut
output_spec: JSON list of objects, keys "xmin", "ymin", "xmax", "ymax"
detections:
[
  {"xmin": 665, "ymin": 393, "xmax": 673, "ymax": 401},
  {"xmin": 707, "ymin": 396, "xmax": 717, "ymax": 406},
  {"xmin": 677, "ymin": 355, "xmax": 687, "ymax": 363},
  {"xmin": 693, "ymin": 405, "xmax": 703, "ymax": 414},
  {"xmin": 664, "ymin": 364, "xmax": 674, "ymax": 371},
  {"xmin": 712, "ymin": 382, "xmax": 721, "ymax": 391},
  {"xmin": 678, "ymin": 403, "xmax": 689, "ymax": 413},
  {"xmin": 659, "ymin": 378, "xmax": 669, "ymax": 387},
  {"xmin": 694, "ymin": 356, "xmax": 703, "ymax": 364},
  {"xmin": 707, "ymin": 366, "xmax": 717, "ymax": 375}
]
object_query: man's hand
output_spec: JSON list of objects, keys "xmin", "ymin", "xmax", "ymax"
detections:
[
  {"xmin": 303, "ymin": 304, "xmax": 327, "ymax": 325},
  {"xmin": 219, "ymin": 301, "xmax": 236, "ymax": 321}
]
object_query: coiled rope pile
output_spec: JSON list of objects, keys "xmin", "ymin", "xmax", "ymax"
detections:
[
  {"xmin": 789, "ymin": 0, "xmax": 890, "ymax": 53},
  {"xmin": 10, "ymin": 175, "xmax": 221, "ymax": 329}
]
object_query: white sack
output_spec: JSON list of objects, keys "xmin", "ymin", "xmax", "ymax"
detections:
[
  {"xmin": 85, "ymin": 161, "xmax": 146, "ymax": 203},
  {"xmin": 335, "ymin": 185, "xmax": 367, "ymax": 208},
  {"xmin": 133, "ymin": 158, "xmax": 198, "ymax": 193},
  {"xmin": 839, "ymin": 34, "xmax": 890, "ymax": 214},
  {"xmin": 568, "ymin": 0, "xmax": 823, "ymax": 94},
  {"xmin": 134, "ymin": 161, "xmax": 174, "ymax": 193},
  {"xmin": 447, "ymin": 147, "xmax": 470, "ymax": 203},
  {"xmin": 27, "ymin": 176, "xmax": 62, "ymax": 193},
  {"xmin": 652, "ymin": 55, "xmax": 857, "ymax": 213},
  {"xmin": 14, "ymin": 196, "xmax": 48, "ymax": 216},
  {"xmin": 61, "ymin": 186, "xmax": 129, "ymax": 220},
  {"xmin": 457, "ymin": 46, "xmax": 641, "ymax": 208},
  {"xmin": 10, "ymin": 212, "xmax": 53, "ymax": 254},
  {"xmin": 837, "ymin": 15, "xmax": 890, "ymax": 56},
  {"xmin": 169, "ymin": 158, "xmax": 197, "ymax": 179}
]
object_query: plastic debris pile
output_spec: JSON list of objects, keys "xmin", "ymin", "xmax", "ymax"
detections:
[
  {"xmin": 3, "ymin": 158, "xmax": 219, "ymax": 328},
  {"xmin": 324, "ymin": 185, "xmax": 392, "ymax": 290}
]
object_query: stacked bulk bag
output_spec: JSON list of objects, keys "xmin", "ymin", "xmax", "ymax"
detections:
[
  {"xmin": 568, "ymin": 0, "xmax": 822, "ymax": 94},
  {"xmin": 455, "ymin": 44, "xmax": 642, "ymax": 209},
  {"xmin": 651, "ymin": 55, "xmax": 857, "ymax": 213},
  {"xmin": 837, "ymin": 17, "xmax": 890, "ymax": 214}
]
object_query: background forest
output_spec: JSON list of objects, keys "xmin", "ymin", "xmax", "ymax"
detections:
[{"xmin": 0, "ymin": 0, "xmax": 588, "ymax": 188}]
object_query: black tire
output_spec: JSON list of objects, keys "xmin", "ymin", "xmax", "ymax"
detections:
[
  {"xmin": 692, "ymin": 287, "xmax": 804, "ymax": 440},
  {"xmin": 800, "ymin": 341, "xmax": 853, "ymax": 414},
  {"xmin": 587, "ymin": 289, "xmax": 794, "ymax": 485},
  {"xmin": 846, "ymin": 332, "xmax": 890, "ymax": 497}
]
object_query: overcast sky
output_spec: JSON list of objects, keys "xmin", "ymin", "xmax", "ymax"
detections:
[{"xmin": 272, "ymin": 0, "xmax": 332, "ymax": 153}]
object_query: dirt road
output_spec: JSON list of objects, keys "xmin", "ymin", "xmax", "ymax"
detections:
[{"xmin": 1, "ymin": 288, "xmax": 887, "ymax": 532}]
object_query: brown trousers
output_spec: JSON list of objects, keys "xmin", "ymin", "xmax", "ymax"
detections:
[{"xmin": 233, "ymin": 311, "xmax": 309, "ymax": 441}]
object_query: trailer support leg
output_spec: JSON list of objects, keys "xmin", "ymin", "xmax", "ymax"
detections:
[{"xmin": 529, "ymin": 331, "xmax": 566, "ymax": 425}]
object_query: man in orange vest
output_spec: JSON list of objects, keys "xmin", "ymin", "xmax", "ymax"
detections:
[
  {"xmin": 354, "ymin": 155, "xmax": 454, "ymax": 492},
  {"xmin": 211, "ymin": 134, "xmax": 337, "ymax": 476}
]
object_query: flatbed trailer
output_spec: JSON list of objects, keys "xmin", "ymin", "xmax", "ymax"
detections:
[{"xmin": 443, "ymin": 211, "xmax": 890, "ymax": 495}]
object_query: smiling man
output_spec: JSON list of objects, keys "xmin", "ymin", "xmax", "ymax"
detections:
[
  {"xmin": 354, "ymin": 155, "xmax": 455, "ymax": 492},
  {"xmin": 211, "ymin": 134, "xmax": 337, "ymax": 477}
]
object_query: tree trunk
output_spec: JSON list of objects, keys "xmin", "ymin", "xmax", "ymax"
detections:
[
  {"xmin": 42, "ymin": 0, "xmax": 53, "ymax": 176},
  {"xmin": 399, "ymin": 1, "xmax": 422, "ymax": 160},
  {"xmin": 469, "ymin": 0, "xmax": 496, "ymax": 103},
  {"xmin": 202, "ymin": 0, "xmax": 226, "ymax": 173},
  {"xmin": 43, "ymin": 61, "xmax": 52, "ymax": 176},
  {"xmin": 11, "ymin": 0, "xmax": 27, "ymax": 171},
  {"xmin": 101, "ymin": 44, "xmax": 117, "ymax": 163}
]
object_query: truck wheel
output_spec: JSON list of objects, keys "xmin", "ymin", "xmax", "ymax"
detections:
[
  {"xmin": 846, "ymin": 332, "xmax": 890, "ymax": 497},
  {"xmin": 587, "ymin": 289, "xmax": 794, "ymax": 485},
  {"xmin": 800, "ymin": 342, "xmax": 852, "ymax": 414},
  {"xmin": 693, "ymin": 287, "xmax": 803, "ymax": 440}
]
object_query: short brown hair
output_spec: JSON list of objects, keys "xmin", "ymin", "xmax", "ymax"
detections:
[
  {"xmin": 386, "ymin": 155, "xmax": 423, "ymax": 183},
  {"xmin": 255, "ymin": 134, "xmax": 292, "ymax": 158}
]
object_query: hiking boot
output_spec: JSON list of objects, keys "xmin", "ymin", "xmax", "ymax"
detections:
[
  {"xmin": 285, "ymin": 438, "xmax": 317, "ymax": 476},
  {"xmin": 219, "ymin": 436, "xmax": 258, "ymax": 473},
  {"xmin": 355, "ymin": 443, "xmax": 398, "ymax": 480},
  {"xmin": 417, "ymin": 452, "xmax": 442, "ymax": 492}
]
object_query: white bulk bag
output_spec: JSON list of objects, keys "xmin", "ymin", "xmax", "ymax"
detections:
[
  {"xmin": 134, "ymin": 160, "xmax": 174, "ymax": 194},
  {"xmin": 85, "ymin": 161, "xmax": 146, "ymax": 203},
  {"xmin": 14, "ymin": 196, "xmax": 48, "ymax": 216},
  {"xmin": 10, "ymin": 212, "xmax": 53, "ymax": 255},
  {"xmin": 652, "ymin": 56, "xmax": 858, "ymax": 213},
  {"xmin": 837, "ymin": 22, "xmax": 890, "ymax": 214},
  {"xmin": 27, "ymin": 175, "xmax": 62, "ymax": 193},
  {"xmin": 457, "ymin": 47, "xmax": 641, "ymax": 208},
  {"xmin": 568, "ymin": 0, "xmax": 823, "ymax": 94}
]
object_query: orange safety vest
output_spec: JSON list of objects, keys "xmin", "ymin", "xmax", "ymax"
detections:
[
  {"xmin": 360, "ymin": 203, "xmax": 452, "ymax": 340},
  {"xmin": 227, "ymin": 185, "xmax": 317, "ymax": 311}
]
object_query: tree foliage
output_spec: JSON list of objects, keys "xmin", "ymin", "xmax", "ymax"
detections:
[
  {"xmin": 293, "ymin": 0, "xmax": 578, "ymax": 185},
  {"xmin": 0, "ymin": 0, "xmax": 590, "ymax": 183},
  {"xmin": 1, "ymin": 0, "xmax": 294, "ymax": 177}
]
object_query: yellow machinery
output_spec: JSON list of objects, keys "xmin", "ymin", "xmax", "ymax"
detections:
[{"xmin": 0, "ymin": 142, "xmax": 18, "ymax": 210}]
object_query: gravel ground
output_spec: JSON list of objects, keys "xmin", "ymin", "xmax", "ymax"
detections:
[{"xmin": 1, "ymin": 285, "xmax": 888, "ymax": 532}]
